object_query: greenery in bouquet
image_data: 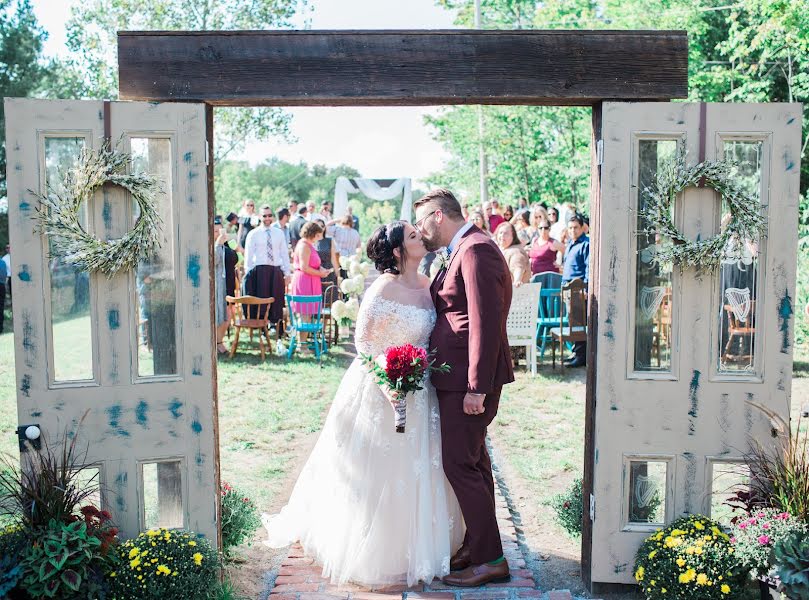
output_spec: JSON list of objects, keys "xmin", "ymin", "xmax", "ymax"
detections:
[
  {"xmin": 774, "ymin": 530, "xmax": 809, "ymax": 600},
  {"xmin": 729, "ymin": 508, "xmax": 807, "ymax": 578},
  {"xmin": 221, "ymin": 481, "xmax": 261, "ymax": 556},
  {"xmin": 549, "ymin": 477, "xmax": 584, "ymax": 537},
  {"xmin": 362, "ymin": 343, "xmax": 450, "ymax": 395},
  {"xmin": 108, "ymin": 528, "xmax": 220, "ymax": 600},
  {"xmin": 634, "ymin": 515, "xmax": 747, "ymax": 600}
]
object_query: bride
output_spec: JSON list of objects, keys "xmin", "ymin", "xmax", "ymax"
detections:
[{"xmin": 263, "ymin": 220, "xmax": 464, "ymax": 587}]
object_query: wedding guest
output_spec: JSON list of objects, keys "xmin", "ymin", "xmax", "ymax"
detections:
[
  {"xmin": 549, "ymin": 205, "xmax": 567, "ymax": 242},
  {"xmin": 225, "ymin": 212, "xmax": 239, "ymax": 233},
  {"xmin": 513, "ymin": 210, "xmax": 533, "ymax": 245},
  {"xmin": 305, "ymin": 200, "xmax": 317, "ymax": 221},
  {"xmin": 469, "ymin": 211, "xmax": 490, "ymax": 236},
  {"xmin": 333, "ymin": 214, "xmax": 362, "ymax": 266},
  {"xmin": 502, "ymin": 205, "xmax": 514, "ymax": 223},
  {"xmin": 291, "ymin": 221, "xmax": 333, "ymax": 315},
  {"xmin": 314, "ymin": 218, "xmax": 339, "ymax": 294},
  {"xmin": 561, "ymin": 214, "xmax": 590, "ymax": 368},
  {"xmin": 237, "ymin": 199, "xmax": 258, "ymax": 249},
  {"xmin": 483, "ymin": 201, "xmax": 504, "ymax": 232},
  {"xmin": 273, "ymin": 207, "xmax": 292, "ymax": 248},
  {"xmin": 527, "ymin": 205, "xmax": 549, "ymax": 241},
  {"xmin": 213, "ymin": 216, "xmax": 238, "ymax": 354},
  {"xmin": 242, "ymin": 205, "xmax": 291, "ymax": 324},
  {"xmin": 528, "ymin": 219, "xmax": 565, "ymax": 275},
  {"xmin": 494, "ymin": 222, "xmax": 530, "ymax": 286},
  {"xmin": 514, "ymin": 197, "xmax": 529, "ymax": 217},
  {"xmin": 287, "ymin": 200, "xmax": 298, "ymax": 215},
  {"xmin": 289, "ymin": 205, "xmax": 309, "ymax": 249},
  {"xmin": 346, "ymin": 205, "xmax": 360, "ymax": 231}
]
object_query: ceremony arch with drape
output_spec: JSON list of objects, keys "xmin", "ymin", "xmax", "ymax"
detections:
[{"xmin": 334, "ymin": 177, "xmax": 413, "ymax": 222}]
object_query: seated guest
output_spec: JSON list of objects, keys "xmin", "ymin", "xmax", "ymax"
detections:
[
  {"xmin": 494, "ymin": 222, "xmax": 530, "ymax": 285},
  {"xmin": 484, "ymin": 201, "xmax": 504, "ymax": 232},
  {"xmin": 291, "ymin": 222, "xmax": 334, "ymax": 315},
  {"xmin": 502, "ymin": 204, "xmax": 514, "ymax": 223},
  {"xmin": 526, "ymin": 205, "xmax": 549, "ymax": 241},
  {"xmin": 213, "ymin": 216, "xmax": 239, "ymax": 354},
  {"xmin": 469, "ymin": 210, "xmax": 490, "ymax": 236},
  {"xmin": 528, "ymin": 219, "xmax": 565, "ymax": 274},
  {"xmin": 242, "ymin": 205, "xmax": 291, "ymax": 324},
  {"xmin": 561, "ymin": 214, "xmax": 590, "ymax": 368}
]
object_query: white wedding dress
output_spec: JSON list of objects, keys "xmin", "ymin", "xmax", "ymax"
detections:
[{"xmin": 263, "ymin": 277, "xmax": 464, "ymax": 587}]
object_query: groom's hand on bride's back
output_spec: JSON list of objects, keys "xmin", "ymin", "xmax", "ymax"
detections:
[{"xmin": 463, "ymin": 392, "xmax": 485, "ymax": 415}]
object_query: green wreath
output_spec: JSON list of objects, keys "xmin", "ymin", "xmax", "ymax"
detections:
[
  {"xmin": 637, "ymin": 149, "xmax": 767, "ymax": 275},
  {"xmin": 33, "ymin": 143, "xmax": 163, "ymax": 277}
]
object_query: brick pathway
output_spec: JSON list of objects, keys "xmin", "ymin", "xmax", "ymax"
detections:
[{"xmin": 265, "ymin": 461, "xmax": 581, "ymax": 600}]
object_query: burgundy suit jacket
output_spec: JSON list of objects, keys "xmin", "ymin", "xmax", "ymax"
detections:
[{"xmin": 430, "ymin": 225, "xmax": 515, "ymax": 394}]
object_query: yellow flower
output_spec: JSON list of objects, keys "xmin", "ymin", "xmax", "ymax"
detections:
[
  {"xmin": 694, "ymin": 547, "xmax": 703, "ymax": 555},
  {"xmin": 686, "ymin": 547, "xmax": 695, "ymax": 555},
  {"xmin": 130, "ymin": 558, "xmax": 141, "ymax": 569},
  {"xmin": 110, "ymin": 572, "xmax": 116, "ymax": 578},
  {"xmin": 193, "ymin": 552, "xmax": 203, "ymax": 566},
  {"xmin": 635, "ymin": 567, "xmax": 645, "ymax": 581},
  {"xmin": 679, "ymin": 568, "xmax": 696, "ymax": 584},
  {"xmin": 661, "ymin": 588, "xmax": 667, "ymax": 594},
  {"xmin": 648, "ymin": 550, "xmax": 657, "ymax": 559},
  {"xmin": 665, "ymin": 536, "xmax": 682, "ymax": 548},
  {"xmin": 694, "ymin": 521, "xmax": 705, "ymax": 530},
  {"xmin": 129, "ymin": 548, "xmax": 140, "ymax": 559},
  {"xmin": 188, "ymin": 541, "xmax": 197, "ymax": 547},
  {"xmin": 146, "ymin": 529, "xmax": 161, "ymax": 537},
  {"xmin": 676, "ymin": 558, "xmax": 686, "ymax": 567},
  {"xmin": 157, "ymin": 565, "xmax": 171, "ymax": 576},
  {"xmin": 721, "ymin": 584, "xmax": 731, "ymax": 594},
  {"xmin": 172, "ymin": 571, "xmax": 178, "ymax": 576},
  {"xmin": 696, "ymin": 573, "xmax": 708, "ymax": 586},
  {"xmin": 650, "ymin": 580, "xmax": 656, "ymax": 586}
]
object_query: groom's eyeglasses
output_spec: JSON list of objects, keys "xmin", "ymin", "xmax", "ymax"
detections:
[{"xmin": 415, "ymin": 210, "xmax": 439, "ymax": 229}]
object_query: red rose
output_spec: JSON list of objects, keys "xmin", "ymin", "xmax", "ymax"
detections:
[{"xmin": 383, "ymin": 344, "xmax": 427, "ymax": 384}]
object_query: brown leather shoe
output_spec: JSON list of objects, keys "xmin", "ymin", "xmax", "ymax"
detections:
[
  {"xmin": 450, "ymin": 545, "xmax": 472, "ymax": 571},
  {"xmin": 442, "ymin": 561, "xmax": 510, "ymax": 587}
]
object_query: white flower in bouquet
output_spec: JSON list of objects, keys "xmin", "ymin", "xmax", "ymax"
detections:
[
  {"xmin": 339, "ymin": 255, "xmax": 352, "ymax": 270},
  {"xmin": 358, "ymin": 262, "xmax": 370, "ymax": 277},
  {"xmin": 340, "ymin": 278, "xmax": 356, "ymax": 296},
  {"xmin": 345, "ymin": 297, "xmax": 360, "ymax": 321},
  {"xmin": 351, "ymin": 274, "xmax": 365, "ymax": 293},
  {"xmin": 331, "ymin": 299, "xmax": 347, "ymax": 320}
]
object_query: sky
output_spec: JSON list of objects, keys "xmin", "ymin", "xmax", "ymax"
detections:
[{"xmin": 30, "ymin": 0, "xmax": 462, "ymax": 186}]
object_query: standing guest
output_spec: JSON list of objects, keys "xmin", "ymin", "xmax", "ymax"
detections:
[
  {"xmin": 291, "ymin": 222, "xmax": 333, "ymax": 315},
  {"xmin": 313, "ymin": 218, "xmax": 339, "ymax": 294},
  {"xmin": 548, "ymin": 206, "xmax": 567, "ymax": 242},
  {"xmin": 528, "ymin": 219, "xmax": 565, "ymax": 274},
  {"xmin": 319, "ymin": 201, "xmax": 335, "ymax": 237},
  {"xmin": 469, "ymin": 211, "xmax": 490, "ymax": 236},
  {"xmin": 561, "ymin": 214, "xmax": 590, "ymax": 368},
  {"xmin": 514, "ymin": 198, "xmax": 529, "ymax": 217},
  {"xmin": 213, "ymin": 216, "xmax": 239, "ymax": 354},
  {"xmin": 225, "ymin": 212, "xmax": 239, "ymax": 234},
  {"xmin": 273, "ymin": 207, "xmax": 292, "ymax": 248},
  {"xmin": 483, "ymin": 201, "xmax": 504, "ymax": 232},
  {"xmin": 289, "ymin": 205, "xmax": 309, "ymax": 249},
  {"xmin": 333, "ymin": 214, "xmax": 362, "ymax": 260},
  {"xmin": 242, "ymin": 205, "xmax": 291, "ymax": 325},
  {"xmin": 346, "ymin": 205, "xmax": 360, "ymax": 231},
  {"xmin": 513, "ymin": 210, "xmax": 533, "ymax": 245},
  {"xmin": 288, "ymin": 200, "xmax": 298, "ymax": 216},
  {"xmin": 0, "ymin": 250, "xmax": 7, "ymax": 333},
  {"xmin": 494, "ymin": 222, "xmax": 530, "ymax": 285},
  {"xmin": 502, "ymin": 205, "xmax": 514, "ymax": 223},
  {"xmin": 527, "ymin": 205, "xmax": 549, "ymax": 241},
  {"xmin": 305, "ymin": 200, "xmax": 317, "ymax": 221},
  {"xmin": 237, "ymin": 199, "xmax": 258, "ymax": 249}
]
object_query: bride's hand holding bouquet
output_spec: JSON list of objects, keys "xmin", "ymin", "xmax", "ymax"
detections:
[{"xmin": 362, "ymin": 344, "xmax": 450, "ymax": 433}]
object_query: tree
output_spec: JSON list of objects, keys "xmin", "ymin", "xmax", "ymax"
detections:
[
  {"xmin": 0, "ymin": 0, "xmax": 51, "ymax": 197},
  {"xmin": 55, "ymin": 0, "xmax": 309, "ymax": 162}
]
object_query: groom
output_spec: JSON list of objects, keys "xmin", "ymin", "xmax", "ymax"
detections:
[{"xmin": 414, "ymin": 189, "xmax": 515, "ymax": 587}]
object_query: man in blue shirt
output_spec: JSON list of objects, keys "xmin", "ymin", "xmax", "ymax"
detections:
[{"xmin": 561, "ymin": 213, "xmax": 589, "ymax": 367}]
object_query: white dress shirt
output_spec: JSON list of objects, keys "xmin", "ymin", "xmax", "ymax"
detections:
[{"xmin": 243, "ymin": 225, "xmax": 291, "ymax": 276}]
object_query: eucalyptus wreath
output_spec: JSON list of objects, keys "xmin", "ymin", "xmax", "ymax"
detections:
[
  {"xmin": 637, "ymin": 149, "xmax": 767, "ymax": 275},
  {"xmin": 33, "ymin": 142, "xmax": 162, "ymax": 277}
]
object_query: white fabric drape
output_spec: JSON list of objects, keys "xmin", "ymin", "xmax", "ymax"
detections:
[{"xmin": 334, "ymin": 176, "xmax": 413, "ymax": 222}]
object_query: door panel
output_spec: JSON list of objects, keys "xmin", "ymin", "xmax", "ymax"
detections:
[
  {"xmin": 591, "ymin": 102, "xmax": 801, "ymax": 584},
  {"xmin": 5, "ymin": 98, "xmax": 218, "ymax": 543}
]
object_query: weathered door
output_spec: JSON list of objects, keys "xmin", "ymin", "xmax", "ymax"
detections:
[
  {"xmin": 5, "ymin": 98, "xmax": 218, "ymax": 543},
  {"xmin": 588, "ymin": 102, "xmax": 802, "ymax": 585}
]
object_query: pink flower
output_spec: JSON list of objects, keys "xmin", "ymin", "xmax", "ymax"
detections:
[
  {"xmin": 757, "ymin": 512, "xmax": 766, "ymax": 518},
  {"xmin": 776, "ymin": 512, "xmax": 790, "ymax": 520},
  {"xmin": 739, "ymin": 521, "xmax": 749, "ymax": 529},
  {"xmin": 758, "ymin": 535, "xmax": 771, "ymax": 545},
  {"xmin": 730, "ymin": 536, "xmax": 737, "ymax": 544},
  {"xmin": 749, "ymin": 517, "xmax": 758, "ymax": 525},
  {"xmin": 762, "ymin": 523, "xmax": 770, "ymax": 530}
]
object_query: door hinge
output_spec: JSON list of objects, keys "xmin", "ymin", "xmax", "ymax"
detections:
[
  {"xmin": 205, "ymin": 141, "xmax": 210, "ymax": 166},
  {"xmin": 596, "ymin": 140, "xmax": 604, "ymax": 166},
  {"xmin": 590, "ymin": 493, "xmax": 596, "ymax": 521}
]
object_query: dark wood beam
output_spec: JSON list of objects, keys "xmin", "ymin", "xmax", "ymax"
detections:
[{"xmin": 118, "ymin": 30, "xmax": 688, "ymax": 106}]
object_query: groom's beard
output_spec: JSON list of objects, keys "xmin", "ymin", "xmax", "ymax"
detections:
[{"xmin": 422, "ymin": 235, "xmax": 441, "ymax": 252}]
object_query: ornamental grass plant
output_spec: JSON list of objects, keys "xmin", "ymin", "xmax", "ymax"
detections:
[
  {"xmin": 634, "ymin": 515, "xmax": 747, "ymax": 600},
  {"xmin": 108, "ymin": 528, "xmax": 220, "ymax": 600}
]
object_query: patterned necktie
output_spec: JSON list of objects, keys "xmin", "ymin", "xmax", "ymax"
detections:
[{"xmin": 265, "ymin": 228, "xmax": 274, "ymax": 264}]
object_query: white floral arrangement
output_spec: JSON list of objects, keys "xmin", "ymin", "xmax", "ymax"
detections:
[{"xmin": 331, "ymin": 296, "xmax": 360, "ymax": 326}]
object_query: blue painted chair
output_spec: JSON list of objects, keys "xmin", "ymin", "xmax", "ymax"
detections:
[
  {"xmin": 532, "ymin": 271, "xmax": 566, "ymax": 361},
  {"xmin": 286, "ymin": 294, "xmax": 326, "ymax": 363}
]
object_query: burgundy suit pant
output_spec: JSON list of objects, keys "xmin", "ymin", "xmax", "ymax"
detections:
[{"xmin": 437, "ymin": 388, "xmax": 503, "ymax": 564}]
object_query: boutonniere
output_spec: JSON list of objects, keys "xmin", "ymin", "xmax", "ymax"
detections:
[{"xmin": 430, "ymin": 249, "xmax": 450, "ymax": 280}]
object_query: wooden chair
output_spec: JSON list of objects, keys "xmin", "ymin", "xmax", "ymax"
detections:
[
  {"xmin": 650, "ymin": 289, "xmax": 672, "ymax": 368},
  {"xmin": 506, "ymin": 282, "xmax": 542, "ymax": 375},
  {"xmin": 225, "ymin": 295, "xmax": 275, "ymax": 360},
  {"xmin": 550, "ymin": 278, "xmax": 588, "ymax": 370},
  {"xmin": 722, "ymin": 298, "xmax": 756, "ymax": 366},
  {"xmin": 321, "ymin": 284, "xmax": 341, "ymax": 347},
  {"xmin": 286, "ymin": 294, "xmax": 326, "ymax": 363}
]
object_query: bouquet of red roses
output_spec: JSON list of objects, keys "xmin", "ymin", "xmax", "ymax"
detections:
[{"xmin": 362, "ymin": 344, "xmax": 450, "ymax": 433}]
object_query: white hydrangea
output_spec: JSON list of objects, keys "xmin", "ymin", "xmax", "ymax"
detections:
[
  {"xmin": 331, "ymin": 299, "xmax": 347, "ymax": 320},
  {"xmin": 345, "ymin": 297, "xmax": 360, "ymax": 321}
]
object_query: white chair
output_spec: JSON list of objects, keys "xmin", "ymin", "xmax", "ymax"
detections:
[{"xmin": 506, "ymin": 282, "xmax": 542, "ymax": 376}]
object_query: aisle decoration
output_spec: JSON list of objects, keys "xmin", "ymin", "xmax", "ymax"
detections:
[
  {"xmin": 637, "ymin": 149, "xmax": 766, "ymax": 275},
  {"xmin": 33, "ymin": 142, "xmax": 162, "ymax": 277}
]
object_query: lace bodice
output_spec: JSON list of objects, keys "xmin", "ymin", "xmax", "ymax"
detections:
[{"xmin": 354, "ymin": 293, "xmax": 436, "ymax": 357}]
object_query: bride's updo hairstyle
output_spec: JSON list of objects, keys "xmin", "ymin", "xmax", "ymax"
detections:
[{"xmin": 367, "ymin": 221, "xmax": 408, "ymax": 275}]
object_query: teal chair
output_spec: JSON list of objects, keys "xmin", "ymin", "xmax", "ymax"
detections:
[
  {"xmin": 286, "ymin": 294, "xmax": 326, "ymax": 362},
  {"xmin": 532, "ymin": 271, "xmax": 566, "ymax": 360}
]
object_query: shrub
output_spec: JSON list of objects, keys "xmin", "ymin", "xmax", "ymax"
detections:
[
  {"xmin": 108, "ymin": 528, "xmax": 220, "ymax": 600},
  {"xmin": 729, "ymin": 508, "xmax": 807, "ymax": 577},
  {"xmin": 774, "ymin": 530, "xmax": 809, "ymax": 600},
  {"xmin": 21, "ymin": 518, "xmax": 118, "ymax": 599},
  {"xmin": 549, "ymin": 477, "xmax": 584, "ymax": 537},
  {"xmin": 0, "ymin": 523, "xmax": 26, "ymax": 597},
  {"xmin": 634, "ymin": 514, "xmax": 747, "ymax": 600},
  {"xmin": 221, "ymin": 482, "xmax": 261, "ymax": 555}
]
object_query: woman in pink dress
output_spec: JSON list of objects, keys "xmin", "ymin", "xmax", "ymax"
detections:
[
  {"xmin": 528, "ymin": 219, "xmax": 565, "ymax": 274},
  {"xmin": 291, "ymin": 221, "xmax": 333, "ymax": 314}
]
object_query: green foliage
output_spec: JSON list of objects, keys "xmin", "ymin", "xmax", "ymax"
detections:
[
  {"xmin": 774, "ymin": 530, "xmax": 809, "ymax": 600},
  {"xmin": 0, "ymin": 0, "xmax": 52, "ymax": 196},
  {"xmin": 549, "ymin": 476, "xmax": 584, "ymax": 537},
  {"xmin": 0, "ymin": 523, "xmax": 26, "ymax": 596},
  {"xmin": 212, "ymin": 578, "xmax": 251, "ymax": 600},
  {"xmin": 108, "ymin": 528, "xmax": 220, "ymax": 600},
  {"xmin": 220, "ymin": 481, "xmax": 261, "ymax": 556},
  {"xmin": 21, "ymin": 518, "xmax": 115, "ymax": 599},
  {"xmin": 634, "ymin": 515, "xmax": 746, "ymax": 600}
]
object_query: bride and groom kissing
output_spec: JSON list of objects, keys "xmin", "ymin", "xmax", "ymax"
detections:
[{"xmin": 263, "ymin": 188, "xmax": 515, "ymax": 588}]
